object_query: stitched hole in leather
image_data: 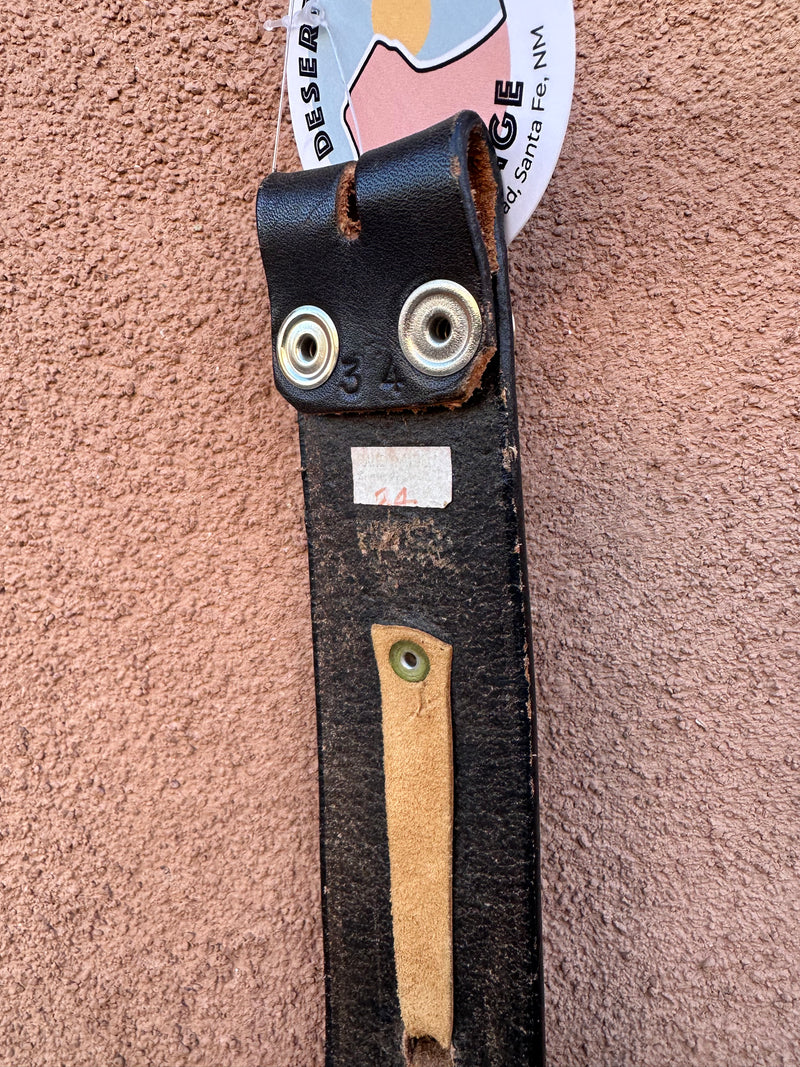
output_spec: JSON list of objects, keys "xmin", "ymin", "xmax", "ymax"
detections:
[
  {"xmin": 403, "ymin": 1034, "xmax": 454, "ymax": 1067},
  {"xmin": 467, "ymin": 126, "xmax": 499, "ymax": 273},
  {"xmin": 335, "ymin": 161, "xmax": 361, "ymax": 239}
]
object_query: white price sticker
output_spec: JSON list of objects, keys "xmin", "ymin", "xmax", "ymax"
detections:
[{"xmin": 351, "ymin": 446, "xmax": 452, "ymax": 509}]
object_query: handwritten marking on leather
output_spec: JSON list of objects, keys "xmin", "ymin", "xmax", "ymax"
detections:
[{"xmin": 371, "ymin": 623, "xmax": 453, "ymax": 1051}]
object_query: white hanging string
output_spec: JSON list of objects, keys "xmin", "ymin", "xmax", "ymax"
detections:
[
  {"xmin": 267, "ymin": 0, "xmax": 299, "ymax": 173},
  {"xmin": 264, "ymin": 2, "xmax": 363, "ymax": 170}
]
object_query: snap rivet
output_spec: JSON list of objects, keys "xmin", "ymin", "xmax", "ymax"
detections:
[
  {"xmin": 398, "ymin": 280, "xmax": 482, "ymax": 377},
  {"xmin": 277, "ymin": 305, "xmax": 339, "ymax": 390},
  {"xmin": 389, "ymin": 639, "xmax": 431, "ymax": 683}
]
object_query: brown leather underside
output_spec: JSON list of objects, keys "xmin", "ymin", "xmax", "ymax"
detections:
[{"xmin": 371, "ymin": 624, "xmax": 454, "ymax": 1052}]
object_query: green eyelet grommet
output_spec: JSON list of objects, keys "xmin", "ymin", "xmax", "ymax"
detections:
[{"xmin": 389, "ymin": 640, "xmax": 430, "ymax": 683}]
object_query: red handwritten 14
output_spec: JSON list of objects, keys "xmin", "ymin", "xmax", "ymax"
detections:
[{"xmin": 375, "ymin": 487, "xmax": 418, "ymax": 506}]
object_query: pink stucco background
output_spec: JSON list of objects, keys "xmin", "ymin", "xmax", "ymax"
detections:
[{"xmin": 1, "ymin": 1, "xmax": 798, "ymax": 1064}]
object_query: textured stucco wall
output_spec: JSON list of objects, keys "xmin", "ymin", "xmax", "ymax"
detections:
[{"xmin": 1, "ymin": 1, "xmax": 798, "ymax": 1065}]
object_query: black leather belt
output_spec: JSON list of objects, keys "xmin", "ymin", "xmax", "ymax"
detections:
[{"xmin": 257, "ymin": 112, "xmax": 544, "ymax": 1067}]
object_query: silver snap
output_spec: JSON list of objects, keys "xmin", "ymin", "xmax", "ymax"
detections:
[
  {"xmin": 276, "ymin": 305, "xmax": 339, "ymax": 390},
  {"xmin": 398, "ymin": 280, "xmax": 482, "ymax": 377}
]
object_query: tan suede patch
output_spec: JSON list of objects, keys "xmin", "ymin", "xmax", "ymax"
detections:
[{"xmin": 371, "ymin": 624, "xmax": 454, "ymax": 1052}]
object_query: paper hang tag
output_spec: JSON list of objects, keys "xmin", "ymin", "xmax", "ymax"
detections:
[{"xmin": 285, "ymin": 0, "xmax": 575, "ymax": 243}]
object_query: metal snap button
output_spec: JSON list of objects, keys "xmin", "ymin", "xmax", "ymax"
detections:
[
  {"xmin": 398, "ymin": 280, "xmax": 482, "ymax": 377},
  {"xmin": 276, "ymin": 305, "xmax": 339, "ymax": 390}
]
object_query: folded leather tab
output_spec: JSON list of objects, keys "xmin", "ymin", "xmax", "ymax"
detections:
[
  {"xmin": 256, "ymin": 112, "xmax": 498, "ymax": 414},
  {"xmin": 256, "ymin": 112, "xmax": 544, "ymax": 1067}
]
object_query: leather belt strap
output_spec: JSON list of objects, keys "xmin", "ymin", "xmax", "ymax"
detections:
[{"xmin": 257, "ymin": 112, "xmax": 544, "ymax": 1067}]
